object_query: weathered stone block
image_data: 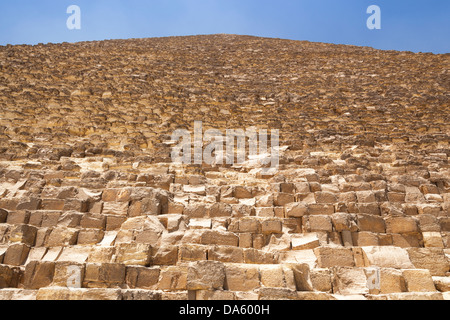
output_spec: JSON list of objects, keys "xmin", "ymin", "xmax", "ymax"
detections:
[
  {"xmin": 158, "ymin": 266, "xmax": 188, "ymax": 291},
  {"xmin": 52, "ymin": 262, "xmax": 85, "ymax": 288},
  {"xmin": 314, "ymin": 247, "xmax": 355, "ymax": 268},
  {"xmin": 332, "ymin": 267, "xmax": 369, "ymax": 295},
  {"xmin": 115, "ymin": 243, "xmax": 151, "ymax": 266},
  {"xmin": 23, "ymin": 261, "xmax": 55, "ymax": 289},
  {"xmin": 4, "ymin": 243, "xmax": 30, "ymax": 266},
  {"xmin": 361, "ymin": 246, "xmax": 414, "ymax": 269},
  {"xmin": 9, "ymin": 224, "xmax": 37, "ymax": 246},
  {"xmin": 200, "ymin": 230, "xmax": 238, "ymax": 247},
  {"xmin": 125, "ymin": 266, "xmax": 160, "ymax": 289},
  {"xmin": 0, "ymin": 264, "xmax": 21, "ymax": 288},
  {"xmin": 187, "ymin": 260, "xmax": 225, "ymax": 290},
  {"xmin": 208, "ymin": 246, "xmax": 244, "ymax": 263},
  {"xmin": 6, "ymin": 210, "xmax": 30, "ymax": 224},
  {"xmin": 284, "ymin": 202, "xmax": 307, "ymax": 218},
  {"xmin": 151, "ymin": 245, "xmax": 178, "ymax": 265},
  {"xmin": 291, "ymin": 233, "xmax": 320, "ymax": 250},
  {"xmin": 224, "ymin": 264, "xmax": 260, "ymax": 291},
  {"xmin": 407, "ymin": 248, "xmax": 449, "ymax": 276},
  {"xmin": 261, "ymin": 219, "xmax": 282, "ymax": 234},
  {"xmin": 307, "ymin": 215, "xmax": 333, "ymax": 232},
  {"xmin": 84, "ymin": 263, "xmax": 126, "ymax": 287},
  {"xmin": 403, "ymin": 269, "xmax": 436, "ymax": 292},
  {"xmin": 45, "ymin": 227, "xmax": 78, "ymax": 247}
]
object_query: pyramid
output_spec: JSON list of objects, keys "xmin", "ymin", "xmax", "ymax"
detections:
[{"xmin": 0, "ymin": 35, "xmax": 449, "ymax": 300}]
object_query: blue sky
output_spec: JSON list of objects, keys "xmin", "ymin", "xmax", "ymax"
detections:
[{"xmin": 0, "ymin": 0, "xmax": 448, "ymax": 53}]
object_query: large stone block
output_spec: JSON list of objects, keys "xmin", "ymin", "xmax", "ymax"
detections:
[
  {"xmin": 224, "ymin": 264, "xmax": 260, "ymax": 291},
  {"xmin": 125, "ymin": 266, "xmax": 160, "ymax": 289},
  {"xmin": 332, "ymin": 267, "xmax": 369, "ymax": 295},
  {"xmin": 187, "ymin": 261, "xmax": 225, "ymax": 290},
  {"xmin": 45, "ymin": 227, "xmax": 79, "ymax": 247},
  {"xmin": 378, "ymin": 268, "xmax": 406, "ymax": 294},
  {"xmin": 52, "ymin": 262, "xmax": 85, "ymax": 288},
  {"xmin": 0, "ymin": 264, "xmax": 21, "ymax": 288},
  {"xmin": 83, "ymin": 263, "xmax": 126, "ymax": 288},
  {"xmin": 200, "ymin": 230, "xmax": 239, "ymax": 247},
  {"xmin": 259, "ymin": 265, "xmax": 295, "ymax": 289},
  {"xmin": 361, "ymin": 246, "xmax": 414, "ymax": 269},
  {"xmin": 407, "ymin": 248, "xmax": 449, "ymax": 276},
  {"xmin": 4, "ymin": 243, "xmax": 30, "ymax": 266},
  {"xmin": 114, "ymin": 243, "xmax": 151, "ymax": 266},
  {"xmin": 403, "ymin": 269, "xmax": 436, "ymax": 292},
  {"xmin": 291, "ymin": 233, "xmax": 320, "ymax": 250},
  {"xmin": 386, "ymin": 217, "xmax": 419, "ymax": 234},
  {"xmin": 8, "ymin": 224, "xmax": 37, "ymax": 246},
  {"xmin": 357, "ymin": 214, "xmax": 386, "ymax": 233},
  {"xmin": 314, "ymin": 247, "xmax": 355, "ymax": 268},
  {"xmin": 23, "ymin": 261, "xmax": 55, "ymax": 289},
  {"xmin": 158, "ymin": 266, "xmax": 188, "ymax": 291},
  {"xmin": 208, "ymin": 246, "xmax": 244, "ymax": 263}
]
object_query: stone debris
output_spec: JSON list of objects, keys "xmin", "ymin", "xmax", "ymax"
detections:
[{"xmin": 0, "ymin": 34, "xmax": 449, "ymax": 300}]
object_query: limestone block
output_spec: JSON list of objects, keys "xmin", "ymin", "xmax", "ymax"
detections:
[
  {"xmin": 284, "ymin": 202, "xmax": 307, "ymax": 218},
  {"xmin": 4, "ymin": 243, "xmax": 30, "ymax": 266},
  {"xmin": 208, "ymin": 245, "xmax": 244, "ymax": 263},
  {"xmin": 357, "ymin": 214, "xmax": 386, "ymax": 233},
  {"xmin": 315, "ymin": 192, "xmax": 337, "ymax": 204},
  {"xmin": 257, "ymin": 287, "xmax": 299, "ymax": 300},
  {"xmin": 361, "ymin": 246, "xmax": 414, "ymax": 269},
  {"xmin": 0, "ymin": 264, "xmax": 21, "ymax": 288},
  {"xmin": 378, "ymin": 268, "xmax": 406, "ymax": 294},
  {"xmin": 407, "ymin": 248, "xmax": 449, "ymax": 276},
  {"xmin": 45, "ymin": 227, "xmax": 78, "ymax": 247},
  {"xmin": 84, "ymin": 263, "xmax": 126, "ymax": 288},
  {"xmin": 243, "ymin": 248, "xmax": 277, "ymax": 264},
  {"xmin": 36, "ymin": 287, "xmax": 122, "ymax": 300},
  {"xmin": 386, "ymin": 216, "xmax": 419, "ymax": 234},
  {"xmin": 52, "ymin": 262, "xmax": 85, "ymax": 288},
  {"xmin": 259, "ymin": 264, "xmax": 295, "ymax": 289},
  {"xmin": 6, "ymin": 211, "xmax": 30, "ymax": 224},
  {"xmin": 77, "ymin": 229, "xmax": 105, "ymax": 245},
  {"xmin": 422, "ymin": 232, "xmax": 444, "ymax": 248},
  {"xmin": 261, "ymin": 219, "xmax": 282, "ymax": 234},
  {"xmin": 8, "ymin": 224, "xmax": 37, "ymax": 246},
  {"xmin": 291, "ymin": 233, "xmax": 320, "ymax": 250},
  {"xmin": 158, "ymin": 266, "xmax": 188, "ymax": 291},
  {"xmin": 224, "ymin": 264, "xmax": 260, "ymax": 291},
  {"xmin": 121, "ymin": 290, "xmax": 161, "ymax": 300},
  {"xmin": 307, "ymin": 215, "xmax": 333, "ymax": 232},
  {"xmin": 403, "ymin": 269, "xmax": 436, "ymax": 292},
  {"xmin": 102, "ymin": 202, "xmax": 129, "ymax": 215},
  {"xmin": 433, "ymin": 277, "xmax": 450, "ymax": 292},
  {"xmin": 314, "ymin": 247, "xmax": 355, "ymax": 268},
  {"xmin": 310, "ymin": 268, "xmax": 332, "ymax": 292},
  {"xmin": 23, "ymin": 261, "xmax": 55, "ymax": 289},
  {"xmin": 125, "ymin": 266, "xmax": 160, "ymax": 289},
  {"xmin": 115, "ymin": 243, "xmax": 151, "ymax": 266},
  {"xmin": 274, "ymin": 193, "xmax": 295, "ymax": 206},
  {"xmin": 151, "ymin": 245, "xmax": 178, "ymax": 265},
  {"xmin": 187, "ymin": 260, "xmax": 225, "ymax": 290},
  {"xmin": 332, "ymin": 267, "xmax": 369, "ymax": 295},
  {"xmin": 200, "ymin": 230, "xmax": 239, "ymax": 246}
]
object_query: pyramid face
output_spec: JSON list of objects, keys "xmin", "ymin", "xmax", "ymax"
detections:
[{"xmin": 0, "ymin": 34, "xmax": 449, "ymax": 300}]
